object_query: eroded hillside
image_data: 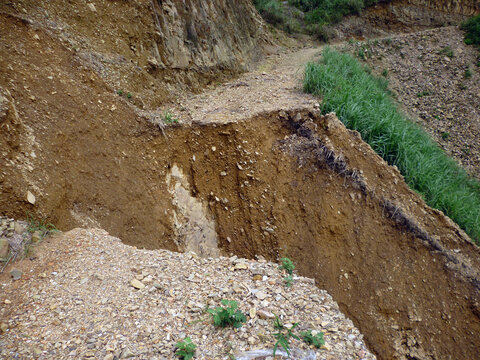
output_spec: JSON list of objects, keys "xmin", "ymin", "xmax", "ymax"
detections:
[{"xmin": 1, "ymin": 1, "xmax": 480, "ymax": 360}]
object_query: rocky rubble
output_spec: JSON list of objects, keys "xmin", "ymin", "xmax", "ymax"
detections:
[
  {"xmin": 0, "ymin": 216, "xmax": 31, "ymax": 264},
  {"xmin": 0, "ymin": 228, "xmax": 375, "ymax": 360},
  {"xmin": 341, "ymin": 26, "xmax": 480, "ymax": 179}
]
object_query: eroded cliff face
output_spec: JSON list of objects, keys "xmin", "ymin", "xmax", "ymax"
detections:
[
  {"xmin": 333, "ymin": 0, "xmax": 480, "ymax": 39},
  {"xmin": 0, "ymin": 0, "xmax": 271, "ymax": 108}
]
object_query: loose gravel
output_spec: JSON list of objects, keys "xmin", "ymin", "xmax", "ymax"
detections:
[{"xmin": 0, "ymin": 228, "xmax": 375, "ymax": 360}]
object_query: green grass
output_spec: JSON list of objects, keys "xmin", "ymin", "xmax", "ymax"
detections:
[{"xmin": 303, "ymin": 48, "xmax": 480, "ymax": 244}]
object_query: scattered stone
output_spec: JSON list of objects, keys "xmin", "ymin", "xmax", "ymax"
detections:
[
  {"xmin": 234, "ymin": 262, "xmax": 248, "ymax": 270},
  {"xmin": 257, "ymin": 310, "xmax": 274, "ymax": 319},
  {"xmin": 87, "ymin": 3, "xmax": 97, "ymax": 12},
  {"xmin": 10, "ymin": 268, "xmax": 22, "ymax": 280},
  {"xmin": 0, "ymin": 237, "xmax": 8, "ymax": 259},
  {"xmin": 255, "ymin": 290, "xmax": 267, "ymax": 300},
  {"xmin": 27, "ymin": 191, "xmax": 36, "ymax": 205},
  {"xmin": 120, "ymin": 348, "xmax": 136, "ymax": 358},
  {"xmin": 103, "ymin": 354, "xmax": 114, "ymax": 360},
  {"xmin": 31, "ymin": 230, "xmax": 42, "ymax": 243},
  {"xmin": 130, "ymin": 279, "xmax": 145, "ymax": 289},
  {"xmin": 0, "ymin": 322, "xmax": 7, "ymax": 334},
  {"xmin": 14, "ymin": 222, "xmax": 25, "ymax": 234}
]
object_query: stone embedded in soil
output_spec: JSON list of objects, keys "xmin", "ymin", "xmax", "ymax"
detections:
[
  {"xmin": 26, "ymin": 191, "xmax": 36, "ymax": 205},
  {"xmin": 130, "ymin": 279, "xmax": 145, "ymax": 289},
  {"xmin": 10, "ymin": 268, "xmax": 22, "ymax": 280},
  {"xmin": 0, "ymin": 237, "xmax": 8, "ymax": 259},
  {"xmin": 31, "ymin": 230, "xmax": 42, "ymax": 243}
]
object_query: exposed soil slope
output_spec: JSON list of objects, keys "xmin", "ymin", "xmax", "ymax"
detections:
[
  {"xmin": 1, "ymin": 4, "xmax": 480, "ymax": 360},
  {"xmin": 331, "ymin": 0, "xmax": 479, "ymax": 40},
  {"xmin": 341, "ymin": 26, "xmax": 480, "ymax": 179},
  {"xmin": 0, "ymin": 0, "xmax": 272, "ymax": 109}
]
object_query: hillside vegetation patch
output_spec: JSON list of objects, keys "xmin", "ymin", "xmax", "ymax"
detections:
[
  {"xmin": 254, "ymin": 0, "xmax": 384, "ymax": 39},
  {"xmin": 304, "ymin": 48, "xmax": 480, "ymax": 244}
]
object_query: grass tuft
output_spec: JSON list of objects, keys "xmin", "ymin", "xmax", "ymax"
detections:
[{"xmin": 303, "ymin": 48, "xmax": 480, "ymax": 244}]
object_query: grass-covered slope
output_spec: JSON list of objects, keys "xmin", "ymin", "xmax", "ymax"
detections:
[{"xmin": 304, "ymin": 48, "xmax": 480, "ymax": 244}]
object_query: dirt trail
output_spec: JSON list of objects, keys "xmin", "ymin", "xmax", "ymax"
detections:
[
  {"xmin": 169, "ymin": 47, "xmax": 321, "ymax": 125},
  {"xmin": 1, "ymin": 10, "xmax": 480, "ymax": 360}
]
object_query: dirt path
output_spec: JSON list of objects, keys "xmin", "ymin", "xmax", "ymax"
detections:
[{"xmin": 166, "ymin": 47, "xmax": 321, "ymax": 125}]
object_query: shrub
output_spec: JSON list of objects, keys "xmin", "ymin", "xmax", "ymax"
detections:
[
  {"xmin": 300, "ymin": 330, "xmax": 325, "ymax": 348},
  {"xmin": 207, "ymin": 299, "xmax": 246, "ymax": 328},
  {"xmin": 279, "ymin": 257, "xmax": 295, "ymax": 274},
  {"xmin": 303, "ymin": 48, "xmax": 480, "ymax": 244},
  {"xmin": 175, "ymin": 337, "xmax": 196, "ymax": 360},
  {"xmin": 461, "ymin": 14, "xmax": 480, "ymax": 46}
]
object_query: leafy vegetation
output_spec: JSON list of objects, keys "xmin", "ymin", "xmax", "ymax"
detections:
[
  {"xmin": 438, "ymin": 45, "xmax": 454, "ymax": 58},
  {"xmin": 175, "ymin": 337, "xmax": 197, "ymax": 360},
  {"xmin": 254, "ymin": 0, "xmax": 383, "ymax": 40},
  {"xmin": 300, "ymin": 330, "xmax": 325, "ymax": 348},
  {"xmin": 26, "ymin": 212, "xmax": 58, "ymax": 240},
  {"xmin": 208, "ymin": 300, "xmax": 246, "ymax": 328},
  {"xmin": 162, "ymin": 111, "xmax": 179, "ymax": 124},
  {"xmin": 461, "ymin": 14, "xmax": 480, "ymax": 47},
  {"xmin": 279, "ymin": 257, "xmax": 295, "ymax": 274},
  {"xmin": 303, "ymin": 48, "xmax": 480, "ymax": 244},
  {"xmin": 273, "ymin": 315, "xmax": 299, "ymax": 357},
  {"xmin": 252, "ymin": 0, "xmax": 302, "ymax": 34},
  {"xmin": 279, "ymin": 257, "xmax": 295, "ymax": 287}
]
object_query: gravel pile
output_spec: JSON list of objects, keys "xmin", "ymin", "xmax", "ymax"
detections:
[{"xmin": 0, "ymin": 228, "xmax": 375, "ymax": 360}]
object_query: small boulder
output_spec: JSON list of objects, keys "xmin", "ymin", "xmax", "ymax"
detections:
[
  {"xmin": 130, "ymin": 279, "xmax": 145, "ymax": 289},
  {"xmin": 31, "ymin": 230, "xmax": 42, "ymax": 243},
  {"xmin": 10, "ymin": 268, "xmax": 22, "ymax": 281},
  {"xmin": 27, "ymin": 191, "xmax": 36, "ymax": 205}
]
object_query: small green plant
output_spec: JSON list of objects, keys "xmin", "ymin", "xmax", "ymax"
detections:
[
  {"xmin": 208, "ymin": 300, "xmax": 246, "ymax": 328},
  {"xmin": 163, "ymin": 111, "xmax": 179, "ymax": 124},
  {"xmin": 284, "ymin": 274, "xmax": 293, "ymax": 288},
  {"xmin": 279, "ymin": 257, "xmax": 295, "ymax": 287},
  {"xmin": 381, "ymin": 68, "xmax": 388, "ymax": 77},
  {"xmin": 116, "ymin": 89, "xmax": 124, "ymax": 96},
  {"xmin": 279, "ymin": 257, "xmax": 295, "ymax": 275},
  {"xmin": 126, "ymin": 92, "xmax": 132, "ymax": 99},
  {"xmin": 438, "ymin": 46, "xmax": 454, "ymax": 58},
  {"xmin": 273, "ymin": 315, "xmax": 299, "ymax": 357},
  {"xmin": 26, "ymin": 212, "xmax": 58, "ymax": 239},
  {"xmin": 300, "ymin": 330, "xmax": 325, "ymax": 348},
  {"xmin": 416, "ymin": 90, "xmax": 433, "ymax": 98},
  {"xmin": 462, "ymin": 145, "xmax": 471, "ymax": 155},
  {"xmin": 175, "ymin": 337, "xmax": 196, "ymax": 360},
  {"xmin": 384, "ymin": 38, "xmax": 392, "ymax": 45},
  {"xmin": 465, "ymin": 68, "xmax": 472, "ymax": 79},
  {"xmin": 441, "ymin": 132, "xmax": 450, "ymax": 140}
]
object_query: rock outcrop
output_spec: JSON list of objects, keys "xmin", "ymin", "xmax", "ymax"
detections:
[{"xmin": 0, "ymin": 0, "xmax": 271, "ymax": 108}]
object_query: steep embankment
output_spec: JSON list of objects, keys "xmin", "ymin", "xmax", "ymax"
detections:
[
  {"xmin": 0, "ymin": 0, "xmax": 271, "ymax": 109},
  {"xmin": 332, "ymin": 0, "xmax": 480, "ymax": 39},
  {"xmin": 1, "ymin": 2, "xmax": 480, "ymax": 360}
]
